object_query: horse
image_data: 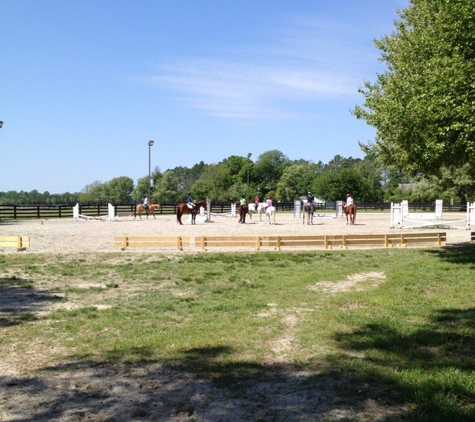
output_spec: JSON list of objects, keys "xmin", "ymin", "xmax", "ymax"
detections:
[
  {"xmin": 238, "ymin": 204, "xmax": 248, "ymax": 223},
  {"xmin": 257, "ymin": 202, "xmax": 268, "ymax": 221},
  {"xmin": 342, "ymin": 201, "xmax": 357, "ymax": 225},
  {"xmin": 265, "ymin": 206, "xmax": 276, "ymax": 225},
  {"xmin": 176, "ymin": 200, "xmax": 207, "ymax": 225},
  {"xmin": 247, "ymin": 203, "xmax": 258, "ymax": 221},
  {"xmin": 134, "ymin": 203, "xmax": 161, "ymax": 220},
  {"xmin": 302, "ymin": 202, "xmax": 315, "ymax": 225}
]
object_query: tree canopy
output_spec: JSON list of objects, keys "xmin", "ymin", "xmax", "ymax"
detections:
[{"xmin": 352, "ymin": 0, "xmax": 475, "ymax": 176}]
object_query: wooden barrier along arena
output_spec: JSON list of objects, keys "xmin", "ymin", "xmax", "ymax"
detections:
[
  {"xmin": 196, "ymin": 232, "xmax": 446, "ymax": 251},
  {"xmin": 114, "ymin": 236, "xmax": 190, "ymax": 251},
  {"xmin": 113, "ymin": 233, "xmax": 446, "ymax": 252},
  {"xmin": 0, "ymin": 236, "xmax": 30, "ymax": 252}
]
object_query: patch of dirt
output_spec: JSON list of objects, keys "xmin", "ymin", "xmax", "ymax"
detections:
[{"xmin": 308, "ymin": 272, "xmax": 387, "ymax": 295}]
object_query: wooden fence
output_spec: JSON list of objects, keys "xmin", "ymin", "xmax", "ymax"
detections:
[
  {"xmin": 114, "ymin": 236, "xmax": 190, "ymax": 251},
  {"xmin": 114, "ymin": 232, "xmax": 446, "ymax": 251},
  {"xmin": 0, "ymin": 232, "xmax": 451, "ymax": 252},
  {"xmin": 0, "ymin": 202, "xmax": 469, "ymax": 220}
]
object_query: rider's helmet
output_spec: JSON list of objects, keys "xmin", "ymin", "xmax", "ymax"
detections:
[{"xmin": 346, "ymin": 193, "xmax": 351, "ymax": 197}]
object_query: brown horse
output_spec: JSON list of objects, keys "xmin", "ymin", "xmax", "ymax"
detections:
[
  {"xmin": 342, "ymin": 202, "xmax": 356, "ymax": 225},
  {"xmin": 134, "ymin": 203, "xmax": 161, "ymax": 220},
  {"xmin": 238, "ymin": 204, "xmax": 248, "ymax": 223},
  {"xmin": 176, "ymin": 200, "xmax": 207, "ymax": 225}
]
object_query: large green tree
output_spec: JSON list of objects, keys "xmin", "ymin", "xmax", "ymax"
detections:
[
  {"xmin": 105, "ymin": 176, "xmax": 134, "ymax": 203},
  {"xmin": 353, "ymin": 0, "xmax": 475, "ymax": 176},
  {"xmin": 153, "ymin": 170, "xmax": 182, "ymax": 203},
  {"xmin": 253, "ymin": 150, "xmax": 290, "ymax": 192}
]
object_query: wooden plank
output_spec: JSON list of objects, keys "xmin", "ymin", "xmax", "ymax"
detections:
[
  {"xmin": 0, "ymin": 236, "xmax": 30, "ymax": 251},
  {"xmin": 113, "ymin": 236, "xmax": 189, "ymax": 250},
  {"xmin": 114, "ymin": 233, "xmax": 447, "ymax": 252}
]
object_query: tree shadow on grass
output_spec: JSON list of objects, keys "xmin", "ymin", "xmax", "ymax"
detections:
[
  {"xmin": 0, "ymin": 344, "xmax": 410, "ymax": 422},
  {"xmin": 332, "ymin": 307, "xmax": 475, "ymax": 422},
  {"xmin": 425, "ymin": 244, "xmax": 475, "ymax": 267},
  {"xmin": 0, "ymin": 277, "xmax": 63, "ymax": 327}
]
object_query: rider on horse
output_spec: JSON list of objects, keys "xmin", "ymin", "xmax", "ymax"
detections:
[
  {"xmin": 143, "ymin": 195, "xmax": 150, "ymax": 210},
  {"xmin": 187, "ymin": 193, "xmax": 195, "ymax": 209},
  {"xmin": 264, "ymin": 196, "xmax": 273, "ymax": 211},
  {"xmin": 344, "ymin": 193, "xmax": 354, "ymax": 209},
  {"xmin": 306, "ymin": 191, "xmax": 314, "ymax": 204}
]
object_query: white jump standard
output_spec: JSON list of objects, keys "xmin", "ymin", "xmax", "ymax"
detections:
[
  {"xmin": 390, "ymin": 200, "xmax": 475, "ymax": 230},
  {"xmin": 73, "ymin": 203, "xmax": 115, "ymax": 222}
]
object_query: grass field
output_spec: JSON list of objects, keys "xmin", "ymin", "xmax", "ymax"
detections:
[{"xmin": 1, "ymin": 246, "xmax": 475, "ymax": 421}]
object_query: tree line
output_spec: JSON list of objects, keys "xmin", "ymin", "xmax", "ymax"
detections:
[{"xmin": 1, "ymin": 150, "xmax": 472, "ymax": 206}]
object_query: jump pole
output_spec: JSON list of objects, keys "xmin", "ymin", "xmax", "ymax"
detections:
[{"xmin": 73, "ymin": 203, "xmax": 115, "ymax": 222}]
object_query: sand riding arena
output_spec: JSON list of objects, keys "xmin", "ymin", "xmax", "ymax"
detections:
[{"xmin": 1, "ymin": 211, "xmax": 472, "ymax": 254}]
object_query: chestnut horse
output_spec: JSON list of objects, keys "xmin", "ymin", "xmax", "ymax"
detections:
[
  {"xmin": 176, "ymin": 200, "xmax": 207, "ymax": 225},
  {"xmin": 134, "ymin": 203, "xmax": 161, "ymax": 220},
  {"xmin": 342, "ymin": 201, "xmax": 356, "ymax": 225}
]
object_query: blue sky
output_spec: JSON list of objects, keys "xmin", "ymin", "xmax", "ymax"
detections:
[{"xmin": 1, "ymin": 0, "xmax": 408, "ymax": 194}]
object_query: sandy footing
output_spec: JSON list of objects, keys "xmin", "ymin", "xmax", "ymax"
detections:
[{"xmin": 1, "ymin": 211, "xmax": 472, "ymax": 253}]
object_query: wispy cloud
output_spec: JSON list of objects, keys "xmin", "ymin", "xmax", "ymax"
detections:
[{"xmin": 144, "ymin": 16, "xmax": 378, "ymax": 121}]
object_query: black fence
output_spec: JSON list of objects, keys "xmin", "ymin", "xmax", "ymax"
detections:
[{"xmin": 0, "ymin": 201, "xmax": 468, "ymax": 220}]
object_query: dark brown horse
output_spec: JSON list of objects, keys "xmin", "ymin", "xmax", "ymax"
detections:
[
  {"xmin": 302, "ymin": 202, "xmax": 315, "ymax": 225},
  {"xmin": 238, "ymin": 204, "xmax": 248, "ymax": 223},
  {"xmin": 176, "ymin": 200, "xmax": 207, "ymax": 225},
  {"xmin": 342, "ymin": 201, "xmax": 356, "ymax": 225},
  {"xmin": 134, "ymin": 203, "xmax": 161, "ymax": 220}
]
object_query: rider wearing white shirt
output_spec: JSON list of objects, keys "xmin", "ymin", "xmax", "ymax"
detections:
[
  {"xmin": 143, "ymin": 196, "xmax": 150, "ymax": 209},
  {"xmin": 344, "ymin": 193, "xmax": 354, "ymax": 209}
]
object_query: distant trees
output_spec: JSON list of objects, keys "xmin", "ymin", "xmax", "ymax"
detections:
[{"xmin": 2, "ymin": 148, "xmax": 471, "ymax": 205}]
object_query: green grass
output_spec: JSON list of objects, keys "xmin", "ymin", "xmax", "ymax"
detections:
[{"xmin": 1, "ymin": 246, "xmax": 475, "ymax": 420}]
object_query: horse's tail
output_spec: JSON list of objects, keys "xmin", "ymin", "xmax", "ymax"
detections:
[{"xmin": 176, "ymin": 209, "xmax": 182, "ymax": 224}]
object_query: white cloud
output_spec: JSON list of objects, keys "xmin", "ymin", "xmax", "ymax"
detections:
[{"xmin": 143, "ymin": 15, "xmax": 380, "ymax": 121}]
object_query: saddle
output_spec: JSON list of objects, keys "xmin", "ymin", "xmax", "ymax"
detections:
[
  {"xmin": 187, "ymin": 203, "xmax": 195, "ymax": 209},
  {"xmin": 143, "ymin": 204, "xmax": 148, "ymax": 210}
]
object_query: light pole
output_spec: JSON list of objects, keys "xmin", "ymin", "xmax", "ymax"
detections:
[
  {"xmin": 247, "ymin": 152, "xmax": 252, "ymax": 203},
  {"xmin": 148, "ymin": 140, "xmax": 154, "ymax": 199}
]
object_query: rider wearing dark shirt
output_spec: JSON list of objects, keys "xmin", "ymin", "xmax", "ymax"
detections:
[{"xmin": 187, "ymin": 193, "xmax": 195, "ymax": 208}]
